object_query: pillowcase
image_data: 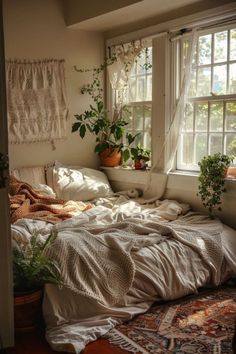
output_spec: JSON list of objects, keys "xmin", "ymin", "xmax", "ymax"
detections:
[
  {"xmin": 51, "ymin": 165, "xmax": 114, "ymax": 201},
  {"xmin": 11, "ymin": 166, "xmax": 46, "ymax": 186},
  {"xmin": 32, "ymin": 183, "xmax": 56, "ymax": 197}
]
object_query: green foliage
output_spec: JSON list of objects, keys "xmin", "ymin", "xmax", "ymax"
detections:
[
  {"xmin": 13, "ymin": 232, "xmax": 61, "ymax": 293},
  {"xmin": 197, "ymin": 153, "xmax": 234, "ymax": 218},
  {"xmin": 72, "ymin": 57, "xmax": 145, "ymax": 163},
  {"xmin": 130, "ymin": 145, "xmax": 151, "ymax": 162}
]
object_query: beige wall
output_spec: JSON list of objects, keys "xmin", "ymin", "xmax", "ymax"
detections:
[
  {"xmin": 3, "ymin": 0, "xmax": 104, "ymax": 169},
  {"xmin": 63, "ymin": 0, "xmax": 143, "ymax": 26}
]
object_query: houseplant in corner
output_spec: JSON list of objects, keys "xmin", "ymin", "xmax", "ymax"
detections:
[
  {"xmin": 72, "ymin": 59, "xmax": 139, "ymax": 167},
  {"xmin": 197, "ymin": 153, "xmax": 234, "ymax": 218},
  {"xmin": 13, "ymin": 231, "xmax": 61, "ymax": 332}
]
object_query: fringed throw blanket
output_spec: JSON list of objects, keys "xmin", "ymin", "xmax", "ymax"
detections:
[
  {"xmin": 9, "ymin": 176, "xmax": 91, "ymax": 224},
  {"xmin": 6, "ymin": 59, "xmax": 68, "ymax": 144},
  {"xmin": 47, "ymin": 216, "xmax": 223, "ymax": 307}
]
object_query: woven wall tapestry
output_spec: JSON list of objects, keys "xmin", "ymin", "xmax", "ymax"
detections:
[{"xmin": 6, "ymin": 59, "xmax": 68, "ymax": 144}]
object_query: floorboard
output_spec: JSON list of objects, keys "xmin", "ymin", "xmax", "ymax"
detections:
[{"xmin": 6, "ymin": 328, "xmax": 128, "ymax": 354}]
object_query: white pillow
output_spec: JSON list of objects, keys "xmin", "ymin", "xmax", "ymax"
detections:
[
  {"xmin": 32, "ymin": 183, "xmax": 56, "ymax": 197},
  {"xmin": 52, "ymin": 166, "xmax": 114, "ymax": 201},
  {"xmin": 11, "ymin": 166, "xmax": 46, "ymax": 186}
]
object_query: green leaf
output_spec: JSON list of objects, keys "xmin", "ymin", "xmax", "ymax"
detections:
[
  {"xmin": 94, "ymin": 142, "xmax": 109, "ymax": 154},
  {"xmin": 97, "ymin": 101, "xmax": 104, "ymax": 113},
  {"xmin": 72, "ymin": 122, "xmax": 81, "ymax": 133},
  {"xmin": 123, "ymin": 149, "xmax": 130, "ymax": 162},
  {"xmin": 79, "ymin": 124, "xmax": 86, "ymax": 138}
]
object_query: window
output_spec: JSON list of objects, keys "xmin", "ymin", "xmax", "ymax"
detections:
[
  {"xmin": 119, "ymin": 47, "xmax": 152, "ymax": 151},
  {"xmin": 177, "ymin": 25, "xmax": 236, "ymax": 171}
]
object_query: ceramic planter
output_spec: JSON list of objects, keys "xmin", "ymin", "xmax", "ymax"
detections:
[{"xmin": 14, "ymin": 289, "xmax": 43, "ymax": 332}]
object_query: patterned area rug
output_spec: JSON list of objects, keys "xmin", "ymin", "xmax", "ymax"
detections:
[{"xmin": 106, "ymin": 286, "xmax": 236, "ymax": 354}]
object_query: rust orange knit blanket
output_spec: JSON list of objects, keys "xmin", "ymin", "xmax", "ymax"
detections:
[{"xmin": 9, "ymin": 176, "xmax": 92, "ymax": 224}]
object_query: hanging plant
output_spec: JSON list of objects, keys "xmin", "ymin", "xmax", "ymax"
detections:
[{"xmin": 197, "ymin": 153, "xmax": 234, "ymax": 218}]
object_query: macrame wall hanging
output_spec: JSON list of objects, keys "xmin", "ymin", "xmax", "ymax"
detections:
[{"xmin": 6, "ymin": 59, "xmax": 68, "ymax": 146}]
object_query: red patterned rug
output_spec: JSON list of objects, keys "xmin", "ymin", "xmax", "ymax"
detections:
[{"xmin": 106, "ymin": 286, "xmax": 236, "ymax": 353}]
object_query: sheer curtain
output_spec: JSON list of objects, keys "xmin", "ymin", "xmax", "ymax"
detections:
[
  {"xmin": 107, "ymin": 41, "xmax": 143, "ymax": 92},
  {"xmin": 144, "ymin": 30, "xmax": 198, "ymax": 197}
]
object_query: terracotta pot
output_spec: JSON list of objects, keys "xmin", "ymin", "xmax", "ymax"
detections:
[
  {"xmin": 99, "ymin": 148, "xmax": 121, "ymax": 167},
  {"xmin": 226, "ymin": 166, "xmax": 236, "ymax": 178},
  {"xmin": 134, "ymin": 159, "xmax": 148, "ymax": 170},
  {"xmin": 14, "ymin": 289, "xmax": 43, "ymax": 333}
]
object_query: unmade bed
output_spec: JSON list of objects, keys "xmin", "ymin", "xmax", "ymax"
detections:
[{"xmin": 10, "ymin": 163, "xmax": 236, "ymax": 353}]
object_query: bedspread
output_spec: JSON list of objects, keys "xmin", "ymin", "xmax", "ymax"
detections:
[{"xmin": 11, "ymin": 197, "xmax": 235, "ymax": 354}]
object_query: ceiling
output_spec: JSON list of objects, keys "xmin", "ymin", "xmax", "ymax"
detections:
[{"xmin": 65, "ymin": 0, "xmax": 213, "ymax": 32}]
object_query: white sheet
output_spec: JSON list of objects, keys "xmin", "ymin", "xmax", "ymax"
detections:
[{"xmin": 11, "ymin": 198, "xmax": 236, "ymax": 353}]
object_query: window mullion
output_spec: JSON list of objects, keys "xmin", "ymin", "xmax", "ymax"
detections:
[
  {"xmin": 227, "ymin": 29, "xmax": 230, "ymax": 93},
  {"xmin": 223, "ymin": 100, "xmax": 226, "ymax": 153},
  {"xmin": 207, "ymin": 101, "xmax": 210, "ymax": 154},
  {"xmin": 211, "ymin": 33, "xmax": 214, "ymax": 95}
]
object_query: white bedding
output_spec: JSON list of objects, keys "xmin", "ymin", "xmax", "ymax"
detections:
[{"xmin": 11, "ymin": 196, "xmax": 236, "ymax": 353}]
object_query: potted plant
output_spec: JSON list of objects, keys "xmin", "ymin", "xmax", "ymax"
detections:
[
  {"xmin": 13, "ymin": 231, "xmax": 61, "ymax": 332},
  {"xmin": 131, "ymin": 145, "xmax": 151, "ymax": 170},
  {"xmin": 197, "ymin": 153, "xmax": 234, "ymax": 218},
  {"xmin": 72, "ymin": 60, "xmax": 139, "ymax": 167}
]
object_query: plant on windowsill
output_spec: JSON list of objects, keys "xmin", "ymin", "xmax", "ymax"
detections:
[
  {"xmin": 197, "ymin": 153, "xmax": 234, "ymax": 218},
  {"xmin": 13, "ymin": 231, "xmax": 61, "ymax": 332},
  {"xmin": 130, "ymin": 145, "xmax": 151, "ymax": 170},
  {"xmin": 71, "ymin": 58, "xmax": 143, "ymax": 167}
]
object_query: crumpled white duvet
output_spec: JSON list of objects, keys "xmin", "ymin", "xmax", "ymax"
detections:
[{"xmin": 11, "ymin": 197, "xmax": 236, "ymax": 353}]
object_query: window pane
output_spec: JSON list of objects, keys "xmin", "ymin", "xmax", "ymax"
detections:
[
  {"xmin": 182, "ymin": 134, "xmax": 194, "ymax": 164},
  {"xmin": 133, "ymin": 106, "xmax": 143, "ymax": 130},
  {"xmin": 183, "ymin": 103, "xmax": 193, "ymax": 131},
  {"xmin": 129, "ymin": 78, "xmax": 136, "ymax": 101},
  {"xmin": 146, "ymin": 75, "xmax": 152, "ymax": 101},
  {"xmin": 143, "ymin": 132, "xmax": 151, "ymax": 149},
  {"xmin": 210, "ymin": 102, "xmax": 223, "ymax": 132},
  {"xmin": 214, "ymin": 31, "xmax": 227, "ymax": 63},
  {"xmin": 209, "ymin": 134, "xmax": 222, "ymax": 154},
  {"xmin": 197, "ymin": 67, "xmax": 211, "ymax": 96},
  {"xmin": 226, "ymin": 102, "xmax": 236, "ymax": 132},
  {"xmin": 230, "ymin": 29, "xmax": 236, "ymax": 60},
  {"xmin": 123, "ymin": 107, "xmax": 133, "ymax": 129},
  {"xmin": 195, "ymin": 102, "xmax": 208, "ymax": 131},
  {"xmin": 213, "ymin": 65, "xmax": 227, "ymax": 94},
  {"xmin": 229, "ymin": 63, "xmax": 236, "ymax": 94},
  {"xmin": 137, "ymin": 51, "xmax": 146, "ymax": 75},
  {"xmin": 198, "ymin": 34, "xmax": 212, "ymax": 65},
  {"xmin": 137, "ymin": 76, "xmax": 146, "ymax": 101},
  {"xmin": 226, "ymin": 133, "xmax": 236, "ymax": 156},
  {"xmin": 144, "ymin": 105, "xmax": 151, "ymax": 130},
  {"xmin": 135, "ymin": 133, "xmax": 143, "ymax": 146},
  {"xmin": 195, "ymin": 133, "xmax": 207, "ymax": 163},
  {"xmin": 189, "ymin": 69, "xmax": 196, "ymax": 97}
]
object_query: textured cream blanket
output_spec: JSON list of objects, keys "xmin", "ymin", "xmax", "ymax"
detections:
[{"xmin": 46, "ymin": 215, "xmax": 223, "ymax": 307}]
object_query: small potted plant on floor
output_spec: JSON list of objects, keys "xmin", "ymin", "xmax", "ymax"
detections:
[
  {"xmin": 72, "ymin": 60, "xmax": 139, "ymax": 167},
  {"xmin": 131, "ymin": 145, "xmax": 151, "ymax": 170},
  {"xmin": 13, "ymin": 231, "xmax": 61, "ymax": 332},
  {"xmin": 197, "ymin": 153, "xmax": 234, "ymax": 218}
]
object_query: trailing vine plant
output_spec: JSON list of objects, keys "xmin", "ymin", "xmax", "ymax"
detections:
[
  {"xmin": 72, "ymin": 46, "xmax": 152, "ymax": 163},
  {"xmin": 197, "ymin": 153, "xmax": 234, "ymax": 218}
]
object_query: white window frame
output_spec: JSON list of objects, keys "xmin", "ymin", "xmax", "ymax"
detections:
[
  {"xmin": 106, "ymin": 2, "xmax": 236, "ymax": 174},
  {"xmin": 176, "ymin": 23, "xmax": 236, "ymax": 171}
]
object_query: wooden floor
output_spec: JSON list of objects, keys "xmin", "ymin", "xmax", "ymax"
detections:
[{"xmin": 6, "ymin": 328, "xmax": 128, "ymax": 354}]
